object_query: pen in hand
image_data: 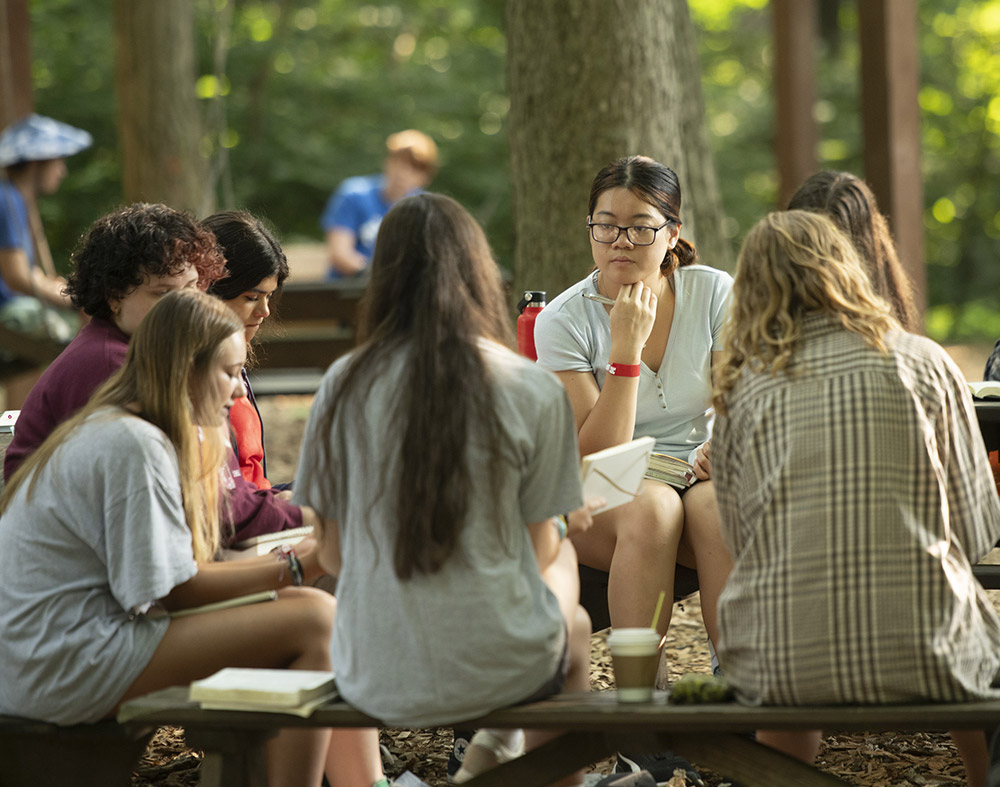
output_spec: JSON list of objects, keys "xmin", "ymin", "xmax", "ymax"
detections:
[{"xmin": 582, "ymin": 291, "xmax": 616, "ymax": 305}]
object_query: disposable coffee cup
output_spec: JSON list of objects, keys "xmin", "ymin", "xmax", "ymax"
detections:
[{"xmin": 608, "ymin": 627, "xmax": 661, "ymax": 702}]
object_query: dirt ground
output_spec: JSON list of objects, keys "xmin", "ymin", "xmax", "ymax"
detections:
[{"xmin": 128, "ymin": 393, "xmax": 996, "ymax": 787}]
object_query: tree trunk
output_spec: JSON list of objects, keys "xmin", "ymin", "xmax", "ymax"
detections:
[
  {"xmin": 506, "ymin": 0, "xmax": 732, "ymax": 303},
  {"xmin": 0, "ymin": 0, "xmax": 33, "ymax": 127},
  {"xmin": 113, "ymin": 0, "xmax": 207, "ymax": 213}
]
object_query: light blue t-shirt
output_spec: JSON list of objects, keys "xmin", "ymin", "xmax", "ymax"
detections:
[
  {"xmin": 294, "ymin": 339, "xmax": 583, "ymax": 727},
  {"xmin": 534, "ymin": 264, "xmax": 733, "ymax": 462},
  {"xmin": 0, "ymin": 410, "xmax": 198, "ymax": 724}
]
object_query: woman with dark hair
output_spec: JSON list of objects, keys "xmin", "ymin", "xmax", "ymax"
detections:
[
  {"xmin": 3, "ymin": 203, "xmax": 308, "ymax": 547},
  {"xmin": 206, "ymin": 210, "xmax": 289, "ymax": 489},
  {"xmin": 0, "ymin": 289, "xmax": 385, "ymax": 787},
  {"xmin": 4, "ymin": 202, "xmax": 224, "ymax": 478},
  {"xmin": 294, "ymin": 193, "xmax": 595, "ymax": 785},
  {"xmin": 787, "ymin": 169, "xmax": 920, "ymax": 332},
  {"xmin": 534, "ymin": 155, "xmax": 732, "ymax": 650}
]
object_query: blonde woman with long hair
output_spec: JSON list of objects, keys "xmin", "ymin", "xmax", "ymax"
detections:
[
  {"xmin": 0, "ymin": 290, "xmax": 384, "ymax": 787},
  {"xmin": 712, "ymin": 211, "xmax": 1000, "ymax": 787}
]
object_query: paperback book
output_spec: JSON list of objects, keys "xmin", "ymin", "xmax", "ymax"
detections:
[
  {"xmin": 233, "ymin": 525, "xmax": 314, "ymax": 556},
  {"xmin": 189, "ymin": 668, "xmax": 337, "ymax": 717},
  {"xmin": 645, "ymin": 452, "xmax": 696, "ymax": 490},
  {"xmin": 969, "ymin": 380, "xmax": 1000, "ymax": 400}
]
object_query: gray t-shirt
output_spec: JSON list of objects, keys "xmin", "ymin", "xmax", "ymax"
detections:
[
  {"xmin": 0, "ymin": 410, "xmax": 197, "ymax": 724},
  {"xmin": 534, "ymin": 265, "xmax": 733, "ymax": 461},
  {"xmin": 295, "ymin": 340, "xmax": 583, "ymax": 727}
]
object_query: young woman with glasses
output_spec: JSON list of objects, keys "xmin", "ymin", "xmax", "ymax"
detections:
[{"xmin": 534, "ymin": 155, "xmax": 733, "ymax": 669}]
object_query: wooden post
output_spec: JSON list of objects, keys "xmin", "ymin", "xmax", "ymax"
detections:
[
  {"xmin": 773, "ymin": 0, "xmax": 818, "ymax": 208},
  {"xmin": 859, "ymin": 0, "xmax": 925, "ymax": 314},
  {"xmin": 0, "ymin": 0, "xmax": 33, "ymax": 128}
]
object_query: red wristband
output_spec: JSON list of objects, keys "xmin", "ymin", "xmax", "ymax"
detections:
[{"xmin": 605, "ymin": 362, "xmax": 641, "ymax": 377}]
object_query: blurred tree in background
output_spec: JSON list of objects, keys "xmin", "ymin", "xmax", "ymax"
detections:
[
  {"xmin": 24, "ymin": 0, "xmax": 1000, "ymax": 341},
  {"xmin": 690, "ymin": 0, "xmax": 1000, "ymax": 342}
]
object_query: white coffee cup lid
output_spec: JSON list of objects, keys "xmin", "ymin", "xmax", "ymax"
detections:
[{"xmin": 607, "ymin": 627, "xmax": 660, "ymax": 646}]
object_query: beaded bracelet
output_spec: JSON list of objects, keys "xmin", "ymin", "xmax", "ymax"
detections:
[{"xmin": 552, "ymin": 514, "xmax": 569, "ymax": 541}]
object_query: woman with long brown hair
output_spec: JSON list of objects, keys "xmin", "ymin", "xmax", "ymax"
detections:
[
  {"xmin": 787, "ymin": 169, "xmax": 920, "ymax": 331},
  {"xmin": 295, "ymin": 192, "xmax": 594, "ymax": 785},
  {"xmin": 0, "ymin": 289, "xmax": 384, "ymax": 787}
]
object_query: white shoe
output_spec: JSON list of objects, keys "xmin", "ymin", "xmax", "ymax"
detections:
[{"xmin": 451, "ymin": 729, "xmax": 525, "ymax": 783}]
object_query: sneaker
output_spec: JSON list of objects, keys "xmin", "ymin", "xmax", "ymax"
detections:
[
  {"xmin": 592, "ymin": 770, "xmax": 658, "ymax": 787},
  {"xmin": 615, "ymin": 750, "xmax": 704, "ymax": 787},
  {"xmin": 451, "ymin": 729, "xmax": 525, "ymax": 783},
  {"xmin": 446, "ymin": 728, "xmax": 476, "ymax": 782}
]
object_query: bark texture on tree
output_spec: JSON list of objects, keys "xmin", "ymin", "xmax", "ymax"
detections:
[
  {"xmin": 506, "ymin": 0, "xmax": 732, "ymax": 303},
  {"xmin": 0, "ymin": 0, "xmax": 33, "ymax": 128},
  {"xmin": 114, "ymin": 0, "xmax": 207, "ymax": 213}
]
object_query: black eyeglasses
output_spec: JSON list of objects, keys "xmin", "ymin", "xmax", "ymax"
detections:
[{"xmin": 587, "ymin": 220, "xmax": 670, "ymax": 246}]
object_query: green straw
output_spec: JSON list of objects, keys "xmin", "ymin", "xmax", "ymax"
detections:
[{"xmin": 650, "ymin": 589, "xmax": 666, "ymax": 631}]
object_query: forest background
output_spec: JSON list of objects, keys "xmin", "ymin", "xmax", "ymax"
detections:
[{"xmin": 25, "ymin": 0, "xmax": 1000, "ymax": 344}]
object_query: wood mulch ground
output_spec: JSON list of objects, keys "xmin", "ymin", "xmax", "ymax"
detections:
[{"xmin": 129, "ymin": 394, "xmax": 985, "ymax": 786}]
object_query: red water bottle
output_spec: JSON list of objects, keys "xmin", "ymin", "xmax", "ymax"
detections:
[{"xmin": 516, "ymin": 291, "xmax": 546, "ymax": 360}]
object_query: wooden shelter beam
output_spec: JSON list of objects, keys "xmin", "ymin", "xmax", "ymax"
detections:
[
  {"xmin": 773, "ymin": 0, "xmax": 818, "ymax": 208},
  {"xmin": 859, "ymin": 0, "xmax": 926, "ymax": 313}
]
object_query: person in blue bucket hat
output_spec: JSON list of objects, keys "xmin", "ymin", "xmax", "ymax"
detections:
[{"xmin": 0, "ymin": 113, "xmax": 92, "ymax": 406}]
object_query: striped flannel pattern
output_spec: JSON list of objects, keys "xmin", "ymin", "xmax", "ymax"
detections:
[{"xmin": 714, "ymin": 314, "xmax": 1000, "ymax": 706}]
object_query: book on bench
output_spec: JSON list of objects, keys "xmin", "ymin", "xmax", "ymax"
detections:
[
  {"xmin": 970, "ymin": 380, "xmax": 1000, "ymax": 400},
  {"xmin": 189, "ymin": 668, "xmax": 338, "ymax": 717}
]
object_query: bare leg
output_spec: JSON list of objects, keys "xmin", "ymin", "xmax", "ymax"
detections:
[
  {"xmin": 676, "ymin": 480, "xmax": 732, "ymax": 647},
  {"xmin": 756, "ymin": 730, "xmax": 823, "ymax": 764},
  {"xmin": 572, "ymin": 479, "xmax": 684, "ymax": 635},
  {"xmin": 951, "ymin": 729, "xmax": 988, "ymax": 787},
  {"xmin": 325, "ymin": 728, "xmax": 386, "ymax": 787},
  {"xmin": 119, "ymin": 587, "xmax": 383, "ymax": 787},
  {"xmin": 522, "ymin": 540, "xmax": 593, "ymax": 787}
]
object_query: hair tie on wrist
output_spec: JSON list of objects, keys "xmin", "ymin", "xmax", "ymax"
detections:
[{"xmin": 276, "ymin": 544, "xmax": 304, "ymax": 586}]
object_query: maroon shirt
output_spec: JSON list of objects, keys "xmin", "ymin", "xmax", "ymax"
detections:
[{"xmin": 4, "ymin": 316, "xmax": 301, "ymax": 545}]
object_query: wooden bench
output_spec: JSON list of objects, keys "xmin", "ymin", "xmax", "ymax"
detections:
[
  {"xmin": 0, "ymin": 714, "xmax": 151, "ymax": 787},
  {"xmin": 0, "ymin": 323, "xmax": 66, "ymax": 383},
  {"xmin": 117, "ymin": 686, "xmax": 1000, "ymax": 787},
  {"xmin": 248, "ymin": 279, "xmax": 366, "ymax": 394}
]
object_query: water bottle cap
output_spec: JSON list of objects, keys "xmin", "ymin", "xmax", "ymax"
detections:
[{"xmin": 516, "ymin": 291, "xmax": 546, "ymax": 313}]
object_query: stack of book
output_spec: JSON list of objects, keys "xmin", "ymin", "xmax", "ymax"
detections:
[
  {"xmin": 645, "ymin": 452, "xmax": 696, "ymax": 490},
  {"xmin": 189, "ymin": 668, "xmax": 338, "ymax": 717}
]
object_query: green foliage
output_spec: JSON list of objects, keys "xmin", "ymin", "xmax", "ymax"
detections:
[
  {"xmin": 25, "ymin": 0, "xmax": 1000, "ymax": 340},
  {"xmin": 30, "ymin": 0, "xmax": 510, "ymax": 267},
  {"xmin": 689, "ymin": 0, "xmax": 1000, "ymax": 342}
]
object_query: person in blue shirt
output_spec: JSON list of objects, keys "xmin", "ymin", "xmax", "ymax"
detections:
[
  {"xmin": 320, "ymin": 129, "xmax": 438, "ymax": 278},
  {"xmin": 0, "ymin": 113, "xmax": 91, "ymax": 406}
]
